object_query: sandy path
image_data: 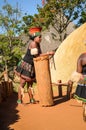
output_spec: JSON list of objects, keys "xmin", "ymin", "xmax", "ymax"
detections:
[{"xmin": 0, "ymin": 92, "xmax": 86, "ymax": 130}]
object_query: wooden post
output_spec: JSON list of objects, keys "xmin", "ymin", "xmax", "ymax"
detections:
[
  {"xmin": 4, "ymin": 65, "xmax": 9, "ymax": 82},
  {"xmin": 57, "ymin": 80, "xmax": 62, "ymax": 97},
  {"xmin": 67, "ymin": 80, "xmax": 73, "ymax": 99},
  {"xmin": 9, "ymin": 81, "xmax": 13, "ymax": 95},
  {"xmin": 34, "ymin": 55, "xmax": 54, "ymax": 107},
  {"xmin": 0, "ymin": 83, "xmax": 2, "ymax": 103},
  {"xmin": 1, "ymin": 81, "xmax": 7, "ymax": 100}
]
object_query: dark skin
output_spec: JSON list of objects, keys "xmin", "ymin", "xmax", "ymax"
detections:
[
  {"xmin": 77, "ymin": 53, "xmax": 86, "ymax": 118},
  {"xmin": 18, "ymin": 35, "xmax": 42, "ymax": 103},
  {"xmin": 18, "ymin": 35, "xmax": 54, "ymax": 103},
  {"xmin": 77, "ymin": 53, "xmax": 86, "ymax": 80}
]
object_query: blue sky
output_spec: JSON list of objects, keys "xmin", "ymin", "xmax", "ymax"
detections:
[
  {"xmin": 0, "ymin": 0, "xmax": 43, "ymax": 34},
  {"xmin": 0, "ymin": 0, "xmax": 42, "ymax": 16}
]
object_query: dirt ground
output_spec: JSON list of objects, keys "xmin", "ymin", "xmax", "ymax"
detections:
[{"xmin": 0, "ymin": 89, "xmax": 86, "ymax": 130}]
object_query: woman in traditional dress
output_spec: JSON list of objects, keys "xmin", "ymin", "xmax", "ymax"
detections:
[
  {"xmin": 74, "ymin": 52, "xmax": 86, "ymax": 121},
  {"xmin": 15, "ymin": 27, "xmax": 54, "ymax": 104}
]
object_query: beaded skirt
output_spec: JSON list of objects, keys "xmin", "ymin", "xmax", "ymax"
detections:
[
  {"xmin": 74, "ymin": 79, "xmax": 86, "ymax": 102},
  {"xmin": 14, "ymin": 60, "xmax": 35, "ymax": 81}
]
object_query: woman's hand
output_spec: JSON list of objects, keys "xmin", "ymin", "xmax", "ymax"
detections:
[
  {"xmin": 40, "ymin": 51, "xmax": 54, "ymax": 57},
  {"xmin": 47, "ymin": 51, "xmax": 54, "ymax": 55}
]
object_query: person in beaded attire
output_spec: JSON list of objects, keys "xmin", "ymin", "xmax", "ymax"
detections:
[
  {"xmin": 15, "ymin": 27, "xmax": 54, "ymax": 104},
  {"xmin": 74, "ymin": 52, "xmax": 86, "ymax": 121}
]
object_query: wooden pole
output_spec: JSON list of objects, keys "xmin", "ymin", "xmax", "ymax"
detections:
[
  {"xmin": 67, "ymin": 80, "xmax": 73, "ymax": 99},
  {"xmin": 0, "ymin": 83, "xmax": 2, "ymax": 103},
  {"xmin": 34, "ymin": 55, "xmax": 54, "ymax": 107},
  {"xmin": 57, "ymin": 80, "xmax": 62, "ymax": 97}
]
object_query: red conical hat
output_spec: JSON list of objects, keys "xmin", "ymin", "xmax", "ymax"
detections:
[{"xmin": 29, "ymin": 27, "xmax": 42, "ymax": 35}]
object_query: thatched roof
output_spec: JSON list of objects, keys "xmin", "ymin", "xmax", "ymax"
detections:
[{"xmin": 50, "ymin": 23, "xmax": 86, "ymax": 83}]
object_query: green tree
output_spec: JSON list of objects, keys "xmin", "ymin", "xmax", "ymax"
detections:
[
  {"xmin": 22, "ymin": 15, "xmax": 36, "ymax": 34},
  {"xmin": 31, "ymin": 0, "xmax": 86, "ymax": 42},
  {"xmin": 0, "ymin": 3, "xmax": 24, "ymax": 79},
  {"xmin": 77, "ymin": 9, "xmax": 86, "ymax": 26}
]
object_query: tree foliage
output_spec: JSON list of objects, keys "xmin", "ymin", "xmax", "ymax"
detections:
[
  {"xmin": 0, "ymin": 2, "xmax": 24, "ymax": 79},
  {"xmin": 40, "ymin": 0, "xmax": 86, "ymax": 41},
  {"xmin": 23, "ymin": 0, "xmax": 86, "ymax": 42},
  {"xmin": 0, "ymin": 0, "xmax": 86, "ymax": 79}
]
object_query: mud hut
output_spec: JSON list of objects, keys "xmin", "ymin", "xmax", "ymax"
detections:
[{"xmin": 50, "ymin": 23, "xmax": 86, "ymax": 83}]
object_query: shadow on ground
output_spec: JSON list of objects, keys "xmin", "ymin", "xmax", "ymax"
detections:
[
  {"xmin": 0, "ymin": 92, "xmax": 74, "ymax": 129},
  {"xmin": 53, "ymin": 95, "xmax": 72, "ymax": 105},
  {"xmin": 0, "ymin": 92, "xmax": 20, "ymax": 130}
]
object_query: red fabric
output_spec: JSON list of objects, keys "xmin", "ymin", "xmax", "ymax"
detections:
[{"xmin": 29, "ymin": 27, "xmax": 42, "ymax": 34}]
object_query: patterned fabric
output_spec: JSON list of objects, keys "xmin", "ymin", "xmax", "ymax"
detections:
[
  {"xmin": 15, "ymin": 44, "xmax": 41, "ymax": 81},
  {"xmin": 74, "ymin": 80, "xmax": 86, "ymax": 102},
  {"xmin": 74, "ymin": 65, "xmax": 86, "ymax": 102},
  {"xmin": 15, "ymin": 60, "xmax": 35, "ymax": 79},
  {"xmin": 15, "ymin": 48, "xmax": 35, "ymax": 80}
]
